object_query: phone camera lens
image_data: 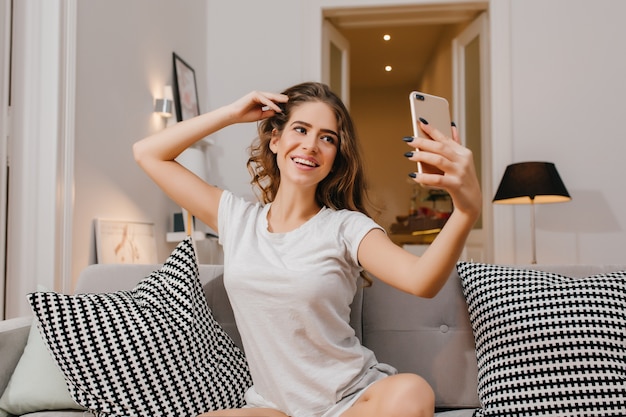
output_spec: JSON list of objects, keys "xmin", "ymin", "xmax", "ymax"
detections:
[{"xmin": 416, "ymin": 94, "xmax": 425, "ymax": 101}]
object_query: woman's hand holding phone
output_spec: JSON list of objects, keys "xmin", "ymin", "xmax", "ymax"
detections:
[{"xmin": 404, "ymin": 92, "xmax": 481, "ymax": 220}]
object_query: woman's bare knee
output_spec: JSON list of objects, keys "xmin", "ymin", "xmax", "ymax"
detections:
[
  {"xmin": 390, "ymin": 374, "xmax": 434, "ymax": 416},
  {"xmin": 343, "ymin": 373, "xmax": 434, "ymax": 417}
]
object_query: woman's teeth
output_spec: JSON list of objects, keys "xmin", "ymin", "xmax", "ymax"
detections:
[{"xmin": 292, "ymin": 157, "xmax": 317, "ymax": 167}]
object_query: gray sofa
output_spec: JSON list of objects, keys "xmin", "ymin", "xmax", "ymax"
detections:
[{"xmin": 1, "ymin": 263, "xmax": 624, "ymax": 417}]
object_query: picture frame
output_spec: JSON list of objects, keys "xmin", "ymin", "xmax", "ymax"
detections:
[
  {"xmin": 95, "ymin": 219, "xmax": 158, "ymax": 264},
  {"xmin": 172, "ymin": 52, "xmax": 200, "ymax": 121}
]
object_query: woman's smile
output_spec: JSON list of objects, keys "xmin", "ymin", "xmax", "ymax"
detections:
[{"xmin": 291, "ymin": 155, "xmax": 320, "ymax": 168}]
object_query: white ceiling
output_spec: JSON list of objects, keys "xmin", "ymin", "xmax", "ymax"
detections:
[{"xmin": 325, "ymin": 3, "xmax": 486, "ymax": 88}]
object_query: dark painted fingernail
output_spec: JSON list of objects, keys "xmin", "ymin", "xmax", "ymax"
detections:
[
  {"xmin": 402, "ymin": 136, "xmax": 414, "ymax": 142},
  {"xmin": 404, "ymin": 151, "xmax": 414, "ymax": 158},
  {"xmin": 408, "ymin": 172, "xmax": 417, "ymax": 178},
  {"xmin": 419, "ymin": 117, "xmax": 429, "ymax": 125},
  {"xmin": 451, "ymin": 121, "xmax": 457, "ymax": 127}
]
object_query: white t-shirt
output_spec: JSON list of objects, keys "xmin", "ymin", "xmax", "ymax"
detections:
[{"xmin": 218, "ymin": 190, "xmax": 396, "ymax": 417}]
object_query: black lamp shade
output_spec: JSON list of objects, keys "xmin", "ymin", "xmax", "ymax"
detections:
[{"xmin": 493, "ymin": 162, "xmax": 571, "ymax": 204}]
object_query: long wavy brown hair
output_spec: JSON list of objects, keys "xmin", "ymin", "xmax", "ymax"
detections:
[{"xmin": 247, "ymin": 81, "xmax": 371, "ymax": 216}]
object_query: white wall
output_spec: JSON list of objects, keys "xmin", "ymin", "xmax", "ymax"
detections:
[
  {"xmin": 8, "ymin": 0, "xmax": 624, "ymax": 319},
  {"xmin": 205, "ymin": 0, "xmax": 626, "ymax": 265},
  {"xmin": 71, "ymin": 0, "xmax": 210, "ymax": 285},
  {"xmin": 506, "ymin": 0, "xmax": 626, "ymax": 264},
  {"xmin": 203, "ymin": 0, "xmax": 307, "ymax": 201}
]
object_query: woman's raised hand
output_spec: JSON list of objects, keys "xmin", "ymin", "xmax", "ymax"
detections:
[
  {"xmin": 404, "ymin": 121, "xmax": 482, "ymax": 220},
  {"xmin": 225, "ymin": 91, "xmax": 289, "ymax": 124}
]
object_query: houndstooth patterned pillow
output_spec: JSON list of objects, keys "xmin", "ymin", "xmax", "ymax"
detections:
[
  {"xmin": 28, "ymin": 237, "xmax": 252, "ymax": 417},
  {"xmin": 457, "ymin": 262, "xmax": 626, "ymax": 417}
]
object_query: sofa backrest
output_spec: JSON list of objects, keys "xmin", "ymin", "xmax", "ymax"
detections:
[
  {"xmin": 74, "ymin": 263, "xmax": 241, "ymax": 344},
  {"xmin": 76, "ymin": 262, "xmax": 626, "ymax": 411},
  {"xmin": 362, "ymin": 264, "xmax": 626, "ymax": 410},
  {"xmin": 74, "ymin": 263, "xmax": 365, "ymax": 351},
  {"xmin": 0, "ymin": 316, "xmax": 32, "ymax": 395},
  {"xmin": 363, "ymin": 268, "xmax": 479, "ymax": 409}
]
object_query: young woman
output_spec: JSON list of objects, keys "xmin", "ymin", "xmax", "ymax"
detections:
[{"xmin": 133, "ymin": 82, "xmax": 481, "ymax": 417}]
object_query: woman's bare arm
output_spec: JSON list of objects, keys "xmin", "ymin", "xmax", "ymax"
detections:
[
  {"xmin": 358, "ymin": 122, "xmax": 481, "ymax": 298},
  {"xmin": 132, "ymin": 91, "xmax": 287, "ymax": 232}
]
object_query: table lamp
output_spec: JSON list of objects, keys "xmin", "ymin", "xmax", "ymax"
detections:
[{"xmin": 493, "ymin": 161, "xmax": 571, "ymax": 264}]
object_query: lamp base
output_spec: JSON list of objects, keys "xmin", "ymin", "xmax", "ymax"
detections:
[{"xmin": 530, "ymin": 199, "xmax": 537, "ymax": 264}]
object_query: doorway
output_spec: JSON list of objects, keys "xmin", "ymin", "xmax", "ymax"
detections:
[{"xmin": 322, "ymin": 3, "xmax": 491, "ymax": 261}]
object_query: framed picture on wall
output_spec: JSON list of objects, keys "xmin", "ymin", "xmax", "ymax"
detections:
[
  {"xmin": 94, "ymin": 219, "xmax": 158, "ymax": 264},
  {"xmin": 172, "ymin": 52, "xmax": 200, "ymax": 121}
]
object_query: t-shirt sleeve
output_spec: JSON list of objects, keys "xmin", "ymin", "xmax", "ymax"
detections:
[
  {"xmin": 339, "ymin": 211, "xmax": 385, "ymax": 267},
  {"xmin": 217, "ymin": 190, "xmax": 232, "ymax": 247},
  {"xmin": 217, "ymin": 191, "xmax": 261, "ymax": 253},
  {"xmin": 218, "ymin": 190, "xmax": 248, "ymax": 250}
]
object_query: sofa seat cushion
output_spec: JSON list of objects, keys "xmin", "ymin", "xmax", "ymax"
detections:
[
  {"xmin": 434, "ymin": 410, "xmax": 476, "ymax": 417},
  {"xmin": 27, "ymin": 238, "xmax": 252, "ymax": 417},
  {"xmin": 18, "ymin": 411, "xmax": 89, "ymax": 417},
  {"xmin": 457, "ymin": 262, "xmax": 626, "ymax": 417}
]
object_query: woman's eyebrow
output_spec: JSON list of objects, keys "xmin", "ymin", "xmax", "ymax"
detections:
[{"xmin": 291, "ymin": 121, "xmax": 339, "ymax": 137}]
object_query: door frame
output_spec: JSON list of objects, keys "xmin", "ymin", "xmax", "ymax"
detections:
[
  {"xmin": 452, "ymin": 11, "xmax": 492, "ymax": 262},
  {"xmin": 4, "ymin": 0, "xmax": 76, "ymax": 318},
  {"xmin": 322, "ymin": 19, "xmax": 350, "ymax": 107},
  {"xmin": 0, "ymin": 0, "xmax": 11, "ymax": 319}
]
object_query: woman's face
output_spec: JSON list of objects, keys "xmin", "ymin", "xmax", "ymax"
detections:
[{"xmin": 270, "ymin": 101, "xmax": 339, "ymax": 190}]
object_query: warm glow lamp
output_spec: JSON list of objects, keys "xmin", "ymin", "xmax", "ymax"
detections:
[
  {"xmin": 154, "ymin": 85, "xmax": 174, "ymax": 119},
  {"xmin": 493, "ymin": 161, "xmax": 571, "ymax": 264},
  {"xmin": 154, "ymin": 98, "xmax": 173, "ymax": 118}
]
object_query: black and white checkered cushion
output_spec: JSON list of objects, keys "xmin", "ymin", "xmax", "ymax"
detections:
[
  {"xmin": 457, "ymin": 262, "xmax": 626, "ymax": 417},
  {"xmin": 28, "ymin": 237, "xmax": 252, "ymax": 417}
]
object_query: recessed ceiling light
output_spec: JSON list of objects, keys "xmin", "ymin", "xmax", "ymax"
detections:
[
  {"xmin": 383, "ymin": 34, "xmax": 391, "ymax": 41},
  {"xmin": 385, "ymin": 65, "xmax": 392, "ymax": 72}
]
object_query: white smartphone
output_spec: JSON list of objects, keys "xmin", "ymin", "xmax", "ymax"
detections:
[{"xmin": 409, "ymin": 91, "xmax": 452, "ymax": 175}]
